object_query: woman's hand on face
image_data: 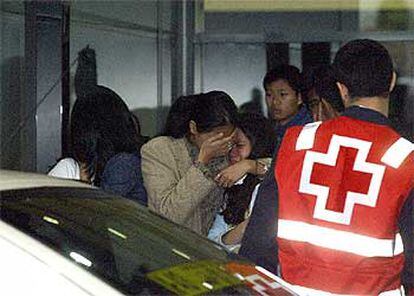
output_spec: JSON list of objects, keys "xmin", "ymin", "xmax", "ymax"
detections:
[
  {"xmin": 215, "ymin": 159, "xmax": 254, "ymax": 188},
  {"xmin": 197, "ymin": 130, "xmax": 236, "ymax": 164}
]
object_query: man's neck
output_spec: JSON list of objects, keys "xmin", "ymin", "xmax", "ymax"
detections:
[{"xmin": 349, "ymin": 97, "xmax": 389, "ymax": 117}]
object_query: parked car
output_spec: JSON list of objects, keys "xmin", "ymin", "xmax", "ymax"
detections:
[{"xmin": 0, "ymin": 170, "xmax": 295, "ymax": 295}]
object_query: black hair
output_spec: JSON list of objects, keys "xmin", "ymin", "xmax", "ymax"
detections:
[
  {"xmin": 70, "ymin": 85, "xmax": 143, "ymax": 185},
  {"xmin": 221, "ymin": 113, "xmax": 276, "ymax": 225},
  {"xmin": 236, "ymin": 113, "xmax": 276, "ymax": 160},
  {"xmin": 332, "ymin": 39, "xmax": 394, "ymax": 99},
  {"xmin": 304, "ymin": 65, "xmax": 345, "ymax": 113},
  {"xmin": 131, "ymin": 112, "xmax": 150, "ymax": 144},
  {"xmin": 163, "ymin": 91, "xmax": 238, "ymax": 138},
  {"xmin": 263, "ymin": 64, "xmax": 302, "ymax": 93}
]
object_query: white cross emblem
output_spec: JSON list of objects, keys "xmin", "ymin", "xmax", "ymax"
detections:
[{"xmin": 299, "ymin": 135, "xmax": 386, "ymax": 225}]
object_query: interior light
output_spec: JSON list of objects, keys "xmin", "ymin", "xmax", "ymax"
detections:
[
  {"xmin": 172, "ymin": 248, "xmax": 191, "ymax": 260},
  {"xmin": 43, "ymin": 215, "xmax": 59, "ymax": 225},
  {"xmin": 107, "ymin": 227, "xmax": 127, "ymax": 239},
  {"xmin": 69, "ymin": 251, "xmax": 92, "ymax": 267}
]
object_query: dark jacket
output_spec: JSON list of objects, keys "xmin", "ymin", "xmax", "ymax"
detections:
[
  {"xmin": 274, "ymin": 105, "xmax": 313, "ymax": 145},
  {"xmin": 101, "ymin": 152, "xmax": 148, "ymax": 206}
]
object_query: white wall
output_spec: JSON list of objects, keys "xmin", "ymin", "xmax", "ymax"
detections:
[
  {"xmin": 70, "ymin": 27, "xmax": 158, "ymax": 109},
  {"xmin": 70, "ymin": 0, "xmax": 172, "ymax": 136},
  {"xmin": 201, "ymin": 43, "xmax": 267, "ymax": 112}
]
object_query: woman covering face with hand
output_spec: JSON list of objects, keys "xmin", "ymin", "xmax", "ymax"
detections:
[
  {"xmin": 208, "ymin": 113, "xmax": 275, "ymax": 251},
  {"xmin": 141, "ymin": 91, "xmax": 238, "ymax": 236},
  {"xmin": 214, "ymin": 111, "xmax": 276, "ymax": 189}
]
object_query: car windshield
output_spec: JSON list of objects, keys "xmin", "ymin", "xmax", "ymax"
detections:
[{"xmin": 0, "ymin": 187, "xmax": 247, "ymax": 295}]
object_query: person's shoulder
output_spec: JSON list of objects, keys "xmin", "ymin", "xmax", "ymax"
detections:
[
  {"xmin": 142, "ymin": 136, "xmax": 175, "ymax": 148},
  {"xmin": 286, "ymin": 121, "xmax": 319, "ymax": 136},
  {"xmin": 142, "ymin": 136, "xmax": 186, "ymax": 151},
  {"xmin": 48, "ymin": 157, "xmax": 80, "ymax": 179},
  {"xmin": 56, "ymin": 157, "xmax": 78, "ymax": 166},
  {"xmin": 141, "ymin": 136, "xmax": 187, "ymax": 159},
  {"xmin": 107, "ymin": 153, "xmax": 139, "ymax": 166},
  {"xmin": 294, "ymin": 105, "xmax": 313, "ymax": 126},
  {"xmin": 103, "ymin": 153, "xmax": 141, "ymax": 178},
  {"xmin": 50, "ymin": 157, "xmax": 79, "ymax": 171}
]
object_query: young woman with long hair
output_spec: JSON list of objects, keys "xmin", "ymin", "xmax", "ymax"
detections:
[
  {"xmin": 208, "ymin": 113, "xmax": 275, "ymax": 250},
  {"xmin": 141, "ymin": 91, "xmax": 238, "ymax": 235},
  {"xmin": 49, "ymin": 85, "xmax": 147, "ymax": 205}
]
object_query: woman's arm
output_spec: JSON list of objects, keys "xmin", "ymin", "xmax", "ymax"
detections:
[
  {"xmin": 208, "ymin": 214, "xmax": 248, "ymax": 252},
  {"xmin": 141, "ymin": 138, "xmax": 218, "ymax": 225},
  {"xmin": 215, "ymin": 157, "xmax": 271, "ymax": 188},
  {"xmin": 221, "ymin": 218, "xmax": 250, "ymax": 245}
]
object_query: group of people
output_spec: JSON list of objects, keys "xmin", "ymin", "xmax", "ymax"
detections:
[
  {"xmin": 48, "ymin": 39, "xmax": 413, "ymax": 295},
  {"xmin": 240, "ymin": 39, "xmax": 413, "ymax": 295}
]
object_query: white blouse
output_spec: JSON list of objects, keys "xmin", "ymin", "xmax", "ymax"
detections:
[
  {"xmin": 48, "ymin": 158, "xmax": 80, "ymax": 180},
  {"xmin": 207, "ymin": 182, "xmax": 260, "ymax": 252}
]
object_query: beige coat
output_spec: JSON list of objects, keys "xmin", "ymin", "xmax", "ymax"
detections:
[{"xmin": 141, "ymin": 136, "xmax": 224, "ymax": 236}]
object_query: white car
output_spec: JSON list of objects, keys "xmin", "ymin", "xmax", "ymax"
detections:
[{"xmin": 0, "ymin": 170, "xmax": 296, "ymax": 296}]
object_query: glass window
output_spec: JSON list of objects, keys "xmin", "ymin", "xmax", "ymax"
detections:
[
  {"xmin": 359, "ymin": 0, "xmax": 414, "ymax": 32},
  {"xmin": 0, "ymin": 187, "xmax": 248, "ymax": 295}
]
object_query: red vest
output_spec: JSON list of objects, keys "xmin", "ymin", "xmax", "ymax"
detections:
[{"xmin": 275, "ymin": 116, "xmax": 414, "ymax": 295}]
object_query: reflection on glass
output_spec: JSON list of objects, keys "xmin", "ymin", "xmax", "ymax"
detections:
[
  {"xmin": 172, "ymin": 248, "xmax": 191, "ymax": 260},
  {"xmin": 202, "ymin": 282, "xmax": 214, "ymax": 290},
  {"xmin": 42, "ymin": 215, "xmax": 59, "ymax": 225},
  {"xmin": 70, "ymin": 251, "xmax": 92, "ymax": 267},
  {"xmin": 0, "ymin": 187, "xmax": 235, "ymax": 295},
  {"xmin": 107, "ymin": 227, "xmax": 127, "ymax": 240}
]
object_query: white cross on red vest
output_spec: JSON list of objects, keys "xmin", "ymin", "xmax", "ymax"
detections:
[{"xmin": 299, "ymin": 134, "xmax": 386, "ymax": 225}]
